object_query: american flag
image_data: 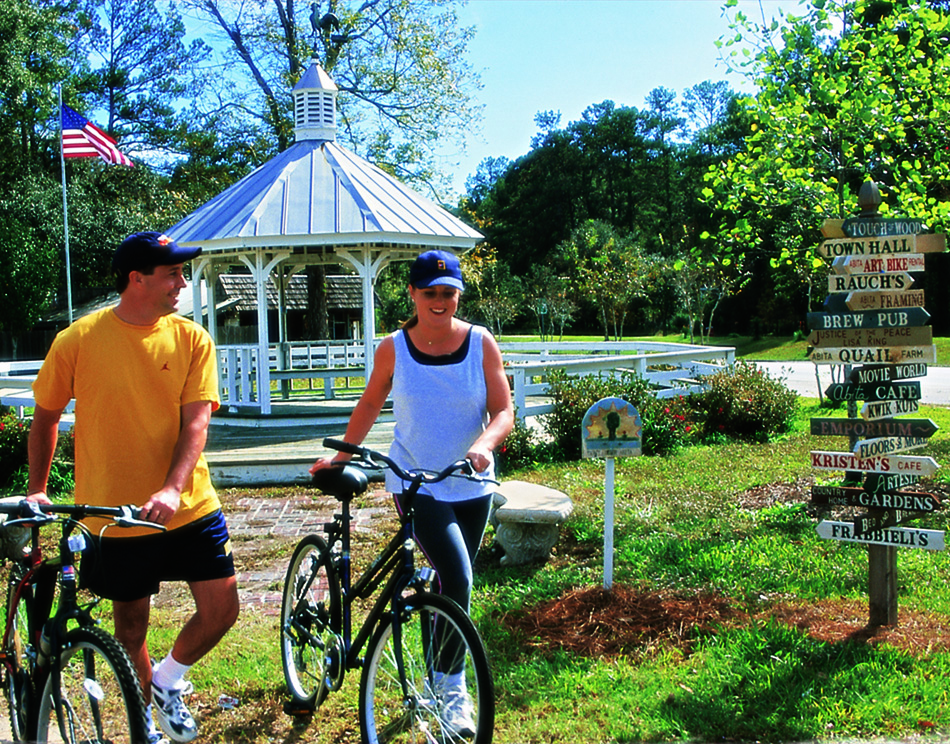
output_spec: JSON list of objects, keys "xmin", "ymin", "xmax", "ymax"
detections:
[{"xmin": 61, "ymin": 105, "xmax": 133, "ymax": 167}]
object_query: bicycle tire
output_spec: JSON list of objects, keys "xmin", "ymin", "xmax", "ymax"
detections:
[
  {"xmin": 35, "ymin": 625, "xmax": 149, "ymax": 744},
  {"xmin": 4, "ymin": 565, "xmax": 33, "ymax": 741},
  {"xmin": 280, "ymin": 533, "xmax": 342, "ymax": 707},
  {"xmin": 359, "ymin": 591, "xmax": 494, "ymax": 744}
]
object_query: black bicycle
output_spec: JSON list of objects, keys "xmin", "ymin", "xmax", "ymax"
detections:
[
  {"xmin": 280, "ymin": 438, "xmax": 495, "ymax": 743},
  {"xmin": 0, "ymin": 498, "xmax": 163, "ymax": 743}
]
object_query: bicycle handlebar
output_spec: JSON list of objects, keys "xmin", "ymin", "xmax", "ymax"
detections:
[
  {"xmin": 322, "ymin": 438, "xmax": 499, "ymax": 487},
  {"xmin": 0, "ymin": 499, "xmax": 166, "ymax": 532}
]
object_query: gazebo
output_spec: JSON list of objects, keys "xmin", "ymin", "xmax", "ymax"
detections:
[{"xmin": 167, "ymin": 60, "xmax": 482, "ymax": 414}]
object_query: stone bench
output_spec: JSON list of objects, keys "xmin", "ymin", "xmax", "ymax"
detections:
[{"xmin": 490, "ymin": 480, "xmax": 574, "ymax": 566}]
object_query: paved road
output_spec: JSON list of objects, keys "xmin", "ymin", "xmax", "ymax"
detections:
[{"xmin": 756, "ymin": 361, "xmax": 950, "ymax": 406}]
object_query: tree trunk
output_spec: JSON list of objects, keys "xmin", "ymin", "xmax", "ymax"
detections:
[{"xmin": 304, "ymin": 266, "xmax": 330, "ymax": 339}]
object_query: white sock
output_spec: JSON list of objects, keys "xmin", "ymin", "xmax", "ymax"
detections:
[{"xmin": 152, "ymin": 652, "xmax": 191, "ymax": 691}]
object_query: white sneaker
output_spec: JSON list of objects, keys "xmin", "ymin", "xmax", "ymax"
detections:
[
  {"xmin": 151, "ymin": 677, "xmax": 198, "ymax": 743},
  {"xmin": 441, "ymin": 688, "xmax": 476, "ymax": 738}
]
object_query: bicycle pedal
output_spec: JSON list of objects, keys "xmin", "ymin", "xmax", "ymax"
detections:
[{"xmin": 283, "ymin": 699, "xmax": 315, "ymax": 717}]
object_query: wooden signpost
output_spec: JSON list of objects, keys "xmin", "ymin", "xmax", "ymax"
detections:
[{"xmin": 808, "ymin": 183, "xmax": 945, "ymax": 627}]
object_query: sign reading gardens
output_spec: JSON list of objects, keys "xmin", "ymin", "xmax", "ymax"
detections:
[{"xmin": 807, "ymin": 182, "xmax": 945, "ymax": 626}]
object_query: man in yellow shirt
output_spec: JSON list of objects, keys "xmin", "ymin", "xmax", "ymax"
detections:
[{"xmin": 28, "ymin": 232, "xmax": 239, "ymax": 744}]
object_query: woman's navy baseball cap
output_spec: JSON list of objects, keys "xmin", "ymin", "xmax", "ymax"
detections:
[
  {"xmin": 408, "ymin": 250, "xmax": 464, "ymax": 290},
  {"xmin": 112, "ymin": 232, "xmax": 202, "ymax": 275}
]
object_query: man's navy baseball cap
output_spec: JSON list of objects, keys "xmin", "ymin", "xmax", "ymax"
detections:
[
  {"xmin": 112, "ymin": 232, "xmax": 201, "ymax": 275},
  {"xmin": 408, "ymin": 250, "xmax": 464, "ymax": 290}
]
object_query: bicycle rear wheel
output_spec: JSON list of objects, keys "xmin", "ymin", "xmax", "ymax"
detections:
[
  {"xmin": 4, "ymin": 565, "xmax": 33, "ymax": 741},
  {"xmin": 359, "ymin": 592, "xmax": 494, "ymax": 744},
  {"xmin": 35, "ymin": 626, "xmax": 149, "ymax": 744},
  {"xmin": 280, "ymin": 533, "xmax": 341, "ymax": 707}
]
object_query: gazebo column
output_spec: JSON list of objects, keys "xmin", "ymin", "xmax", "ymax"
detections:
[
  {"xmin": 240, "ymin": 250, "xmax": 290, "ymax": 414},
  {"xmin": 337, "ymin": 247, "xmax": 387, "ymax": 381}
]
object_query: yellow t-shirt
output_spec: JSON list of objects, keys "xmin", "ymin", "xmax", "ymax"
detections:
[{"xmin": 33, "ymin": 308, "xmax": 221, "ymax": 536}]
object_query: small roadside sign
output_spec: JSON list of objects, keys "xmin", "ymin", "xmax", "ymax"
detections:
[
  {"xmin": 809, "ymin": 345, "xmax": 936, "ymax": 365},
  {"xmin": 832, "ymin": 254, "xmax": 926, "ymax": 275},
  {"xmin": 823, "ymin": 381, "xmax": 921, "ymax": 403},
  {"xmin": 828, "ymin": 272, "xmax": 914, "ymax": 294},
  {"xmin": 810, "ymin": 417, "xmax": 937, "ymax": 439},
  {"xmin": 853, "ymin": 510, "xmax": 927, "ymax": 536},
  {"xmin": 810, "ymin": 485, "xmax": 941, "ymax": 512},
  {"xmin": 816, "ymin": 520, "xmax": 944, "ymax": 551},
  {"xmin": 845, "ymin": 289, "xmax": 925, "ymax": 311},
  {"xmin": 861, "ymin": 399, "xmax": 919, "ymax": 421},
  {"xmin": 809, "ymin": 327, "xmax": 931, "ymax": 349},
  {"xmin": 864, "ymin": 471, "xmax": 921, "ymax": 495},
  {"xmin": 850, "ymin": 363, "xmax": 928, "ymax": 384},
  {"xmin": 853, "ymin": 436, "xmax": 929, "ymax": 459},
  {"xmin": 807, "ymin": 308, "xmax": 930, "ymax": 330},
  {"xmin": 821, "ymin": 217, "xmax": 930, "ymax": 239},
  {"xmin": 810, "ymin": 450, "xmax": 939, "ymax": 476}
]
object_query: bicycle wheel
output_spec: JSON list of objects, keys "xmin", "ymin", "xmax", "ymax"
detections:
[
  {"xmin": 280, "ymin": 533, "xmax": 342, "ymax": 707},
  {"xmin": 4, "ymin": 566, "xmax": 33, "ymax": 741},
  {"xmin": 35, "ymin": 626, "xmax": 148, "ymax": 744},
  {"xmin": 359, "ymin": 592, "xmax": 494, "ymax": 744}
]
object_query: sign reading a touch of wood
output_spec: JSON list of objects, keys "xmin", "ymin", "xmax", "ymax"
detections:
[
  {"xmin": 810, "ymin": 417, "xmax": 937, "ymax": 438},
  {"xmin": 822, "ymin": 217, "xmax": 930, "ymax": 239},
  {"xmin": 808, "ymin": 345, "xmax": 936, "ymax": 365},
  {"xmin": 811, "ymin": 485, "xmax": 941, "ymax": 512},
  {"xmin": 809, "ymin": 327, "xmax": 931, "ymax": 349},
  {"xmin": 807, "ymin": 308, "xmax": 930, "ymax": 330},
  {"xmin": 810, "ymin": 450, "xmax": 939, "ymax": 476},
  {"xmin": 816, "ymin": 520, "xmax": 945, "ymax": 551},
  {"xmin": 861, "ymin": 399, "xmax": 920, "ymax": 421},
  {"xmin": 832, "ymin": 254, "xmax": 926, "ymax": 275}
]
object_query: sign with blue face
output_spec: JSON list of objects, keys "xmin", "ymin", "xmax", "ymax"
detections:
[{"xmin": 581, "ymin": 397, "xmax": 642, "ymax": 459}]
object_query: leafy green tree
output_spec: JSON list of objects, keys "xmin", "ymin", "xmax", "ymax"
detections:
[{"xmin": 705, "ymin": 0, "xmax": 950, "ymax": 326}]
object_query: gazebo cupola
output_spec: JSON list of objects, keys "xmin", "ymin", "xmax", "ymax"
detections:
[{"xmin": 293, "ymin": 60, "xmax": 338, "ymax": 142}]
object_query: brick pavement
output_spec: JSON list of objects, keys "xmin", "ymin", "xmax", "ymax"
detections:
[{"xmin": 224, "ymin": 490, "xmax": 393, "ymax": 613}]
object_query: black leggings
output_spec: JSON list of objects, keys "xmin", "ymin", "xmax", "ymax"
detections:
[{"xmin": 394, "ymin": 492, "xmax": 492, "ymax": 613}]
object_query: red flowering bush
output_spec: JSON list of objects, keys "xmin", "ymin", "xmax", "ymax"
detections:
[
  {"xmin": 0, "ymin": 410, "xmax": 30, "ymax": 489},
  {"xmin": 692, "ymin": 359, "xmax": 798, "ymax": 443}
]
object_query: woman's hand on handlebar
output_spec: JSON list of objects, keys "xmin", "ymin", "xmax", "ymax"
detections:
[
  {"xmin": 26, "ymin": 490, "xmax": 52, "ymax": 506},
  {"xmin": 465, "ymin": 445, "xmax": 493, "ymax": 473}
]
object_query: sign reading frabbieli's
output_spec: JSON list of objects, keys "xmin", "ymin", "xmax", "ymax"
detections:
[
  {"xmin": 807, "ymin": 308, "xmax": 930, "ymax": 330},
  {"xmin": 808, "ymin": 345, "xmax": 937, "ymax": 365},
  {"xmin": 832, "ymin": 254, "xmax": 926, "ymax": 275},
  {"xmin": 816, "ymin": 520, "xmax": 944, "ymax": 551},
  {"xmin": 809, "ymin": 326, "xmax": 931, "ymax": 349}
]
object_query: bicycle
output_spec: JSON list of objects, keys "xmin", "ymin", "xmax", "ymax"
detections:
[
  {"xmin": 280, "ymin": 438, "xmax": 496, "ymax": 743},
  {"xmin": 0, "ymin": 498, "xmax": 164, "ymax": 743}
]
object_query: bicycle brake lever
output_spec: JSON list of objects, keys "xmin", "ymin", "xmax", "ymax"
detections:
[{"xmin": 114, "ymin": 505, "xmax": 167, "ymax": 532}]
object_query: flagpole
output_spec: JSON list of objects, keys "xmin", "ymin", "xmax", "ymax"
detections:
[{"xmin": 58, "ymin": 85, "xmax": 74, "ymax": 325}]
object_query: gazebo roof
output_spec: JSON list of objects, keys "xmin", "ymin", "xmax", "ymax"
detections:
[{"xmin": 166, "ymin": 138, "xmax": 481, "ymax": 254}]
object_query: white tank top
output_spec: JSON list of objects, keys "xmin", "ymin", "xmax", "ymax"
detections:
[{"xmin": 385, "ymin": 325, "xmax": 495, "ymax": 502}]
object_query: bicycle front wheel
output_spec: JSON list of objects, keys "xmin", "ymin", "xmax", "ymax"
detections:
[
  {"xmin": 280, "ymin": 533, "xmax": 341, "ymax": 707},
  {"xmin": 4, "ymin": 565, "xmax": 33, "ymax": 741},
  {"xmin": 359, "ymin": 592, "xmax": 494, "ymax": 744},
  {"xmin": 35, "ymin": 626, "xmax": 149, "ymax": 744}
]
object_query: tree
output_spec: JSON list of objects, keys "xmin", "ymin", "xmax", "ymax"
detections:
[
  {"xmin": 704, "ymin": 0, "xmax": 950, "ymax": 328},
  {"xmin": 185, "ymin": 0, "xmax": 481, "ymax": 194}
]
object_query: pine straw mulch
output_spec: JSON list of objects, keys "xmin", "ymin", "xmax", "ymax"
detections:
[{"xmin": 504, "ymin": 477, "xmax": 950, "ymax": 660}]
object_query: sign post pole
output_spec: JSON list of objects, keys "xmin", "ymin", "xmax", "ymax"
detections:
[{"xmin": 604, "ymin": 456, "xmax": 615, "ymax": 590}]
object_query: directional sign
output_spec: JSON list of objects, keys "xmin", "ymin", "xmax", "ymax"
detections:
[
  {"xmin": 816, "ymin": 520, "xmax": 944, "ymax": 551},
  {"xmin": 828, "ymin": 272, "xmax": 914, "ymax": 294},
  {"xmin": 808, "ymin": 327, "xmax": 931, "ymax": 349},
  {"xmin": 853, "ymin": 436, "xmax": 929, "ymax": 459},
  {"xmin": 823, "ymin": 381, "xmax": 921, "ymax": 403},
  {"xmin": 807, "ymin": 308, "xmax": 930, "ymax": 330},
  {"xmin": 809, "ymin": 345, "xmax": 937, "ymax": 365},
  {"xmin": 846, "ymin": 289, "xmax": 925, "ymax": 311},
  {"xmin": 819, "ymin": 234, "xmax": 946, "ymax": 258},
  {"xmin": 861, "ymin": 399, "xmax": 920, "ymax": 421},
  {"xmin": 810, "ymin": 417, "xmax": 937, "ymax": 438},
  {"xmin": 811, "ymin": 485, "xmax": 941, "ymax": 512},
  {"xmin": 832, "ymin": 254, "xmax": 926, "ymax": 275},
  {"xmin": 822, "ymin": 217, "xmax": 930, "ymax": 239},
  {"xmin": 864, "ymin": 471, "xmax": 921, "ymax": 495},
  {"xmin": 853, "ymin": 510, "xmax": 928, "ymax": 536},
  {"xmin": 850, "ymin": 363, "xmax": 928, "ymax": 384},
  {"xmin": 810, "ymin": 450, "xmax": 940, "ymax": 476}
]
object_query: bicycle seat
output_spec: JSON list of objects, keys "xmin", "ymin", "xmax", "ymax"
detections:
[{"xmin": 311, "ymin": 465, "xmax": 369, "ymax": 501}]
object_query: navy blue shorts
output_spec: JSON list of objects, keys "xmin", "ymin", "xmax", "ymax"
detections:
[{"xmin": 80, "ymin": 510, "xmax": 235, "ymax": 602}]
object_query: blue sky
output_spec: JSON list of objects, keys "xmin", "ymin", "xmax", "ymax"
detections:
[{"xmin": 444, "ymin": 0, "xmax": 777, "ymax": 193}]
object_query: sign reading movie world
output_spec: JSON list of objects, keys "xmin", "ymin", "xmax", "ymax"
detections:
[{"xmin": 808, "ymin": 183, "xmax": 945, "ymax": 627}]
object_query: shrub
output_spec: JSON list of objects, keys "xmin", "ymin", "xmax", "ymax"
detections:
[
  {"xmin": 496, "ymin": 415, "xmax": 538, "ymax": 475},
  {"xmin": 692, "ymin": 359, "xmax": 798, "ymax": 443},
  {"xmin": 0, "ymin": 410, "xmax": 29, "ymax": 489},
  {"xmin": 638, "ymin": 394, "xmax": 699, "ymax": 455}
]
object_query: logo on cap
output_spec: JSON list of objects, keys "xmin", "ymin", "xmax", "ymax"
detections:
[
  {"xmin": 437, "ymin": 260, "xmax": 446, "ymax": 270},
  {"xmin": 157, "ymin": 234, "xmax": 173, "ymax": 246}
]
